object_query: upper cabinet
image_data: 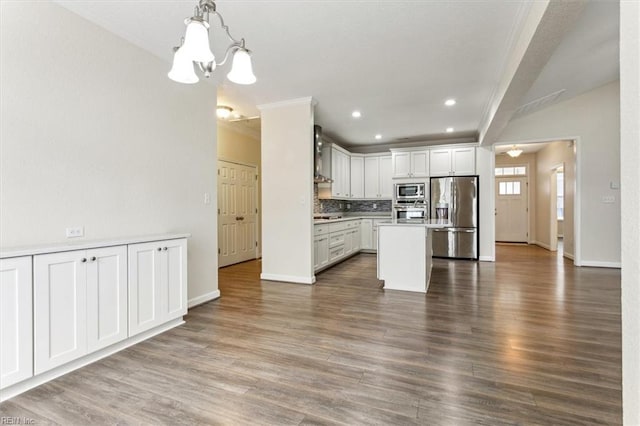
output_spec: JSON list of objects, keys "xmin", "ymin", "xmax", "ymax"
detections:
[
  {"xmin": 350, "ymin": 155, "xmax": 364, "ymax": 199},
  {"xmin": 392, "ymin": 150, "xmax": 429, "ymax": 179},
  {"xmin": 364, "ymin": 155, "xmax": 392, "ymax": 199},
  {"xmin": 330, "ymin": 147, "xmax": 351, "ymax": 199},
  {"xmin": 430, "ymin": 147, "xmax": 476, "ymax": 176}
]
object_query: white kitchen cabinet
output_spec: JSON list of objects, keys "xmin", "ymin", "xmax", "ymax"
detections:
[
  {"xmin": 34, "ymin": 246, "xmax": 127, "ymax": 374},
  {"xmin": 314, "ymin": 234, "xmax": 329, "ymax": 270},
  {"xmin": 1, "ymin": 257, "xmax": 32, "ymax": 389},
  {"xmin": 360, "ymin": 219, "xmax": 373, "ymax": 249},
  {"xmin": 350, "ymin": 155, "xmax": 364, "ymax": 198},
  {"xmin": 430, "ymin": 147, "xmax": 476, "ymax": 176},
  {"xmin": 364, "ymin": 155, "xmax": 393, "ymax": 199},
  {"xmin": 392, "ymin": 150, "xmax": 430, "ymax": 178},
  {"xmin": 331, "ymin": 147, "xmax": 351, "ymax": 198},
  {"xmin": 128, "ymin": 238, "xmax": 187, "ymax": 336}
]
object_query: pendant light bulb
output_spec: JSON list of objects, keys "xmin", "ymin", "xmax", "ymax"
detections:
[
  {"xmin": 182, "ymin": 19, "xmax": 215, "ymax": 64},
  {"xmin": 227, "ymin": 49, "xmax": 256, "ymax": 85},
  {"xmin": 168, "ymin": 46, "xmax": 199, "ymax": 84}
]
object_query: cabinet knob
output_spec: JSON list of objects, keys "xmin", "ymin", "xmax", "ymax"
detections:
[
  {"xmin": 163, "ymin": 247, "xmax": 168, "ymax": 251},
  {"xmin": 90, "ymin": 256, "xmax": 96, "ymax": 262},
  {"xmin": 81, "ymin": 258, "xmax": 87, "ymax": 263},
  {"xmin": 157, "ymin": 247, "xmax": 162, "ymax": 251}
]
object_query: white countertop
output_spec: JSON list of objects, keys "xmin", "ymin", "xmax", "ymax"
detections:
[
  {"xmin": 0, "ymin": 233, "xmax": 191, "ymax": 259},
  {"xmin": 377, "ymin": 219, "xmax": 451, "ymax": 228},
  {"xmin": 314, "ymin": 213, "xmax": 392, "ymax": 224}
]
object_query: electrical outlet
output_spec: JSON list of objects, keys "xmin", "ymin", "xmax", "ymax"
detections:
[
  {"xmin": 373, "ymin": 203, "xmax": 377, "ymax": 209},
  {"xmin": 346, "ymin": 203, "xmax": 351, "ymax": 210},
  {"xmin": 65, "ymin": 226, "xmax": 84, "ymax": 238},
  {"xmin": 339, "ymin": 203, "xmax": 343, "ymax": 209}
]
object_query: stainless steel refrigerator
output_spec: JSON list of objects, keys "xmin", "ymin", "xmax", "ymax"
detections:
[{"xmin": 430, "ymin": 176, "xmax": 479, "ymax": 260}]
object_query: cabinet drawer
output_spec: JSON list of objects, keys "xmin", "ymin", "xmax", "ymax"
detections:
[
  {"xmin": 329, "ymin": 246, "xmax": 345, "ymax": 262},
  {"xmin": 314, "ymin": 225, "xmax": 329, "ymax": 236},
  {"xmin": 329, "ymin": 222, "xmax": 348, "ymax": 233},
  {"xmin": 345, "ymin": 220, "xmax": 361, "ymax": 229},
  {"xmin": 329, "ymin": 232, "xmax": 345, "ymax": 248}
]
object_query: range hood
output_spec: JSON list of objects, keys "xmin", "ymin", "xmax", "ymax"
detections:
[{"xmin": 314, "ymin": 125, "xmax": 333, "ymax": 183}]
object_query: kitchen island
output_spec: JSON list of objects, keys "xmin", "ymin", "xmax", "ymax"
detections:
[{"xmin": 377, "ymin": 219, "xmax": 450, "ymax": 293}]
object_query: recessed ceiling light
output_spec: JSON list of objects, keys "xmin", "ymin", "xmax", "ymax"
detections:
[
  {"xmin": 351, "ymin": 110, "xmax": 361, "ymax": 118},
  {"xmin": 375, "ymin": 134, "xmax": 382, "ymax": 140},
  {"xmin": 445, "ymin": 99, "xmax": 456, "ymax": 106},
  {"xmin": 446, "ymin": 127, "xmax": 454, "ymax": 133}
]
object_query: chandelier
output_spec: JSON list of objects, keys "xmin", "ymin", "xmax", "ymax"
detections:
[
  {"xmin": 507, "ymin": 145, "xmax": 523, "ymax": 158},
  {"xmin": 168, "ymin": 0, "xmax": 256, "ymax": 85}
]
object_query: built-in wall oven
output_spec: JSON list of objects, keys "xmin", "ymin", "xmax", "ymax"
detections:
[{"xmin": 394, "ymin": 204, "xmax": 428, "ymax": 220}]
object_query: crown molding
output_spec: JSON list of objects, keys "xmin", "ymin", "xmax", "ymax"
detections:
[{"xmin": 257, "ymin": 97, "xmax": 317, "ymax": 111}]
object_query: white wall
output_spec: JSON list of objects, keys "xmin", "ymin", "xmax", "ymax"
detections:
[
  {"xmin": 534, "ymin": 142, "xmax": 575, "ymax": 258},
  {"xmin": 259, "ymin": 98, "xmax": 315, "ymax": 284},
  {"xmin": 620, "ymin": 0, "xmax": 640, "ymax": 423},
  {"xmin": 497, "ymin": 81, "xmax": 621, "ymax": 266},
  {"xmin": 0, "ymin": 2, "xmax": 219, "ymax": 303},
  {"xmin": 476, "ymin": 146, "xmax": 495, "ymax": 261}
]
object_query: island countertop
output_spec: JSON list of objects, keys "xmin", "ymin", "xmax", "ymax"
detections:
[{"xmin": 377, "ymin": 219, "xmax": 451, "ymax": 228}]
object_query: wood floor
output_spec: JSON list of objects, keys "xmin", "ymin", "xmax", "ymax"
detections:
[{"xmin": 0, "ymin": 245, "xmax": 622, "ymax": 425}]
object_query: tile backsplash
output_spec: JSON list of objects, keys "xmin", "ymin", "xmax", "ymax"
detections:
[{"xmin": 314, "ymin": 185, "xmax": 392, "ymax": 213}]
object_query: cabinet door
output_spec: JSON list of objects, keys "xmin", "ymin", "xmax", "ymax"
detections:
[
  {"xmin": 364, "ymin": 157, "xmax": 380, "ymax": 198},
  {"xmin": 430, "ymin": 149, "xmax": 452, "ymax": 176},
  {"xmin": 452, "ymin": 147, "xmax": 476, "ymax": 175},
  {"xmin": 378, "ymin": 156, "xmax": 393, "ymax": 198},
  {"xmin": 341, "ymin": 152, "xmax": 351, "ymax": 197},
  {"xmin": 1, "ymin": 257, "xmax": 32, "ymax": 389},
  {"xmin": 331, "ymin": 148, "xmax": 342, "ymax": 198},
  {"xmin": 128, "ymin": 241, "xmax": 163, "ymax": 336},
  {"xmin": 34, "ymin": 251, "xmax": 87, "ymax": 374},
  {"xmin": 360, "ymin": 220, "xmax": 373, "ymax": 249},
  {"xmin": 392, "ymin": 152, "xmax": 411, "ymax": 178},
  {"xmin": 316, "ymin": 236, "xmax": 329, "ymax": 270},
  {"xmin": 163, "ymin": 239, "xmax": 188, "ymax": 321},
  {"xmin": 411, "ymin": 151, "xmax": 430, "ymax": 177},
  {"xmin": 350, "ymin": 156, "xmax": 364, "ymax": 198},
  {"xmin": 352, "ymin": 228, "xmax": 361, "ymax": 252},
  {"xmin": 86, "ymin": 246, "xmax": 127, "ymax": 352},
  {"xmin": 344, "ymin": 230, "xmax": 353, "ymax": 255}
]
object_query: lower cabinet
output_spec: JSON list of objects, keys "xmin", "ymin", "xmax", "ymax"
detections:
[
  {"xmin": 1, "ymin": 257, "xmax": 33, "ymax": 389},
  {"xmin": 314, "ymin": 219, "xmax": 364, "ymax": 272},
  {"xmin": 314, "ymin": 234, "xmax": 329, "ymax": 270},
  {"xmin": 128, "ymin": 238, "xmax": 187, "ymax": 336},
  {"xmin": 34, "ymin": 245, "xmax": 127, "ymax": 374}
]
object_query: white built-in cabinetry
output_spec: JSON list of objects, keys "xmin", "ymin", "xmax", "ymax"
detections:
[
  {"xmin": 0, "ymin": 257, "xmax": 33, "ymax": 389},
  {"xmin": 0, "ymin": 234, "xmax": 189, "ymax": 400},
  {"xmin": 34, "ymin": 246, "xmax": 128, "ymax": 374},
  {"xmin": 364, "ymin": 155, "xmax": 393, "ymax": 198},
  {"xmin": 128, "ymin": 239, "xmax": 187, "ymax": 336},
  {"xmin": 331, "ymin": 147, "xmax": 351, "ymax": 198},
  {"xmin": 391, "ymin": 150, "xmax": 430, "ymax": 178},
  {"xmin": 429, "ymin": 147, "xmax": 476, "ymax": 176},
  {"xmin": 350, "ymin": 155, "xmax": 364, "ymax": 199}
]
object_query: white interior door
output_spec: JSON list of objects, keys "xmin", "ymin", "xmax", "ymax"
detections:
[
  {"xmin": 218, "ymin": 160, "xmax": 258, "ymax": 267},
  {"xmin": 495, "ymin": 177, "xmax": 528, "ymax": 242}
]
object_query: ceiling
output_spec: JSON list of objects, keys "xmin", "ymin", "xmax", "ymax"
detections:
[{"xmin": 54, "ymin": 0, "xmax": 619, "ymax": 148}]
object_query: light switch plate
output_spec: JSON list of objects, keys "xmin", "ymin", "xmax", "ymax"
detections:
[
  {"xmin": 66, "ymin": 226, "xmax": 84, "ymax": 238},
  {"xmin": 601, "ymin": 195, "xmax": 615, "ymax": 204}
]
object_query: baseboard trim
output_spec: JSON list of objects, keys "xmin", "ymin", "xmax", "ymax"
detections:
[
  {"xmin": 188, "ymin": 290, "xmax": 221, "ymax": 308},
  {"xmin": 0, "ymin": 318, "xmax": 184, "ymax": 402},
  {"xmin": 533, "ymin": 241, "xmax": 552, "ymax": 251},
  {"xmin": 581, "ymin": 260, "xmax": 621, "ymax": 268},
  {"xmin": 563, "ymin": 252, "xmax": 575, "ymax": 260},
  {"xmin": 479, "ymin": 256, "xmax": 495, "ymax": 262},
  {"xmin": 260, "ymin": 273, "xmax": 315, "ymax": 284}
]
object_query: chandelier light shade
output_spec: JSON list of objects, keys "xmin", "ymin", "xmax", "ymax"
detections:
[
  {"xmin": 507, "ymin": 146, "xmax": 523, "ymax": 158},
  {"xmin": 168, "ymin": 47, "xmax": 199, "ymax": 84},
  {"xmin": 227, "ymin": 49, "xmax": 257, "ymax": 85},
  {"xmin": 168, "ymin": 0, "xmax": 255, "ymax": 85}
]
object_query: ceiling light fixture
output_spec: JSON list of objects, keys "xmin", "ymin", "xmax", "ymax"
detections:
[
  {"xmin": 216, "ymin": 105, "xmax": 233, "ymax": 119},
  {"xmin": 446, "ymin": 127, "xmax": 454, "ymax": 133},
  {"xmin": 375, "ymin": 134, "xmax": 382, "ymax": 140},
  {"xmin": 351, "ymin": 111, "xmax": 362, "ymax": 118},
  {"xmin": 168, "ymin": 0, "xmax": 256, "ymax": 85},
  {"xmin": 507, "ymin": 145, "xmax": 523, "ymax": 158},
  {"xmin": 445, "ymin": 99, "xmax": 456, "ymax": 106}
]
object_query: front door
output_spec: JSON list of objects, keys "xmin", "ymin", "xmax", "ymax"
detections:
[
  {"xmin": 218, "ymin": 161, "xmax": 258, "ymax": 267},
  {"xmin": 495, "ymin": 177, "xmax": 528, "ymax": 242}
]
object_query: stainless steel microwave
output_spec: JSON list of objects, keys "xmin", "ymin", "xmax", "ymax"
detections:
[{"xmin": 395, "ymin": 183, "xmax": 425, "ymax": 200}]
